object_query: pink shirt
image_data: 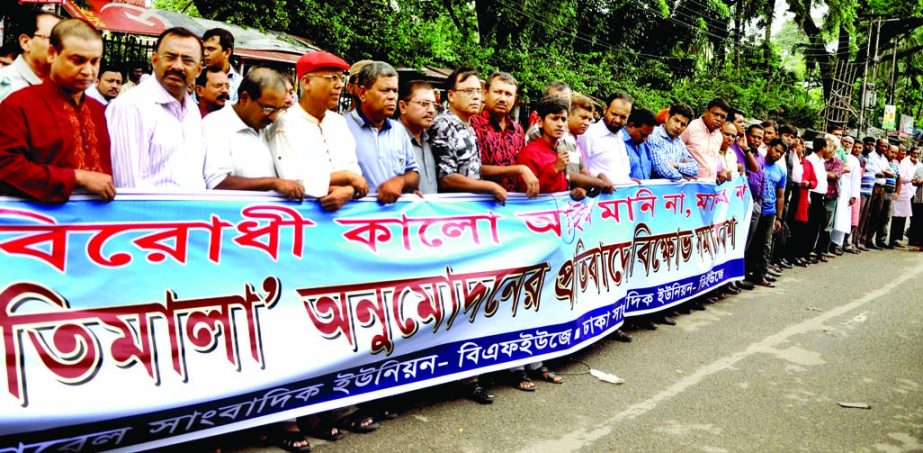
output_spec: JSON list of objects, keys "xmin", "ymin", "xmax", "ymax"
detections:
[
  {"xmin": 680, "ymin": 118, "xmax": 722, "ymax": 181},
  {"xmin": 106, "ymin": 76, "xmax": 206, "ymax": 190}
]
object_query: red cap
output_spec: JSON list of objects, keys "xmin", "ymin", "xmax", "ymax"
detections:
[{"xmin": 296, "ymin": 51, "xmax": 350, "ymax": 81}]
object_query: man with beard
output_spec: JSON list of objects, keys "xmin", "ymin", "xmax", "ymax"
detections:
[
  {"xmin": 195, "ymin": 66, "xmax": 229, "ymax": 118},
  {"xmin": 429, "ymin": 67, "xmax": 507, "ymax": 204},
  {"xmin": 202, "ymin": 28, "xmax": 241, "ymax": 102},
  {"xmin": 398, "ymin": 80, "xmax": 438, "ymax": 194},
  {"xmin": 347, "ymin": 61, "xmax": 419, "ymax": 204},
  {"xmin": 0, "ymin": 18, "xmax": 114, "ymax": 202},
  {"xmin": 582, "ymin": 92, "xmax": 636, "ymax": 185},
  {"xmin": 203, "ymin": 67, "xmax": 303, "ymax": 199},
  {"xmin": 107, "ymin": 27, "xmax": 206, "ymax": 190},
  {"xmin": 268, "ymin": 51, "xmax": 367, "ymax": 211},
  {"xmin": 681, "ymin": 98, "xmax": 729, "ymax": 181},
  {"xmin": 472, "ymin": 71, "xmax": 539, "ymax": 197}
]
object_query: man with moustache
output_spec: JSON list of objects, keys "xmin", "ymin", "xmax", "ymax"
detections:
[
  {"xmin": 398, "ymin": 80, "xmax": 438, "ymax": 194},
  {"xmin": 649, "ymin": 103, "xmax": 699, "ymax": 181},
  {"xmin": 107, "ymin": 27, "xmax": 206, "ymax": 190},
  {"xmin": 622, "ymin": 107, "xmax": 657, "ymax": 180},
  {"xmin": 202, "ymin": 28, "xmax": 241, "ymax": 103},
  {"xmin": 93, "ymin": 67, "xmax": 122, "ymax": 104},
  {"xmin": 758, "ymin": 120, "xmax": 778, "ymax": 157},
  {"xmin": 195, "ymin": 66, "xmax": 229, "ymax": 117},
  {"xmin": 0, "ymin": 18, "xmax": 114, "ymax": 202},
  {"xmin": 203, "ymin": 67, "xmax": 303, "ymax": 200},
  {"xmin": 681, "ymin": 98, "xmax": 730, "ymax": 181},
  {"xmin": 268, "ymin": 51, "xmax": 368, "ymax": 212},
  {"xmin": 347, "ymin": 61, "xmax": 419, "ymax": 204},
  {"xmin": 582, "ymin": 92, "xmax": 636, "ymax": 185},
  {"xmin": 430, "ymin": 67, "xmax": 507, "ymax": 204},
  {"xmin": 0, "ymin": 9, "xmax": 61, "ymax": 102},
  {"xmin": 472, "ymin": 71, "xmax": 539, "ymax": 197}
]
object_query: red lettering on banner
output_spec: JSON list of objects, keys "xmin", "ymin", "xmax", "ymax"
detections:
[
  {"xmin": 734, "ymin": 183, "xmax": 748, "ymax": 201},
  {"xmin": 0, "ymin": 277, "xmax": 280, "ymax": 406},
  {"xmin": 695, "ymin": 192, "xmax": 718, "ymax": 211},
  {"xmin": 598, "ymin": 189, "xmax": 661, "ymax": 224},
  {"xmin": 233, "ymin": 205, "xmax": 315, "ymax": 260},
  {"xmin": 297, "ymin": 263, "xmax": 550, "ymax": 356},
  {"xmin": 335, "ymin": 212, "xmax": 501, "ymax": 253}
]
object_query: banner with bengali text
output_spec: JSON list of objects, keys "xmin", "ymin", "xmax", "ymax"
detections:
[{"xmin": 0, "ymin": 177, "xmax": 752, "ymax": 452}]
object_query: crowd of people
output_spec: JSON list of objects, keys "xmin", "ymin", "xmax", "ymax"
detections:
[{"xmin": 2, "ymin": 11, "xmax": 923, "ymax": 453}]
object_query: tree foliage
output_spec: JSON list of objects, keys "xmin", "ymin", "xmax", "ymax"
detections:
[{"xmin": 174, "ymin": 0, "xmax": 923, "ymax": 130}]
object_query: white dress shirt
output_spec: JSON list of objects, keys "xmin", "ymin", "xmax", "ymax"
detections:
[
  {"xmin": 267, "ymin": 103, "xmax": 361, "ymax": 198},
  {"xmin": 580, "ymin": 120, "xmax": 631, "ymax": 183},
  {"xmin": 805, "ymin": 152, "xmax": 828, "ymax": 195},
  {"xmin": 203, "ymin": 105, "xmax": 277, "ymax": 189},
  {"xmin": 106, "ymin": 76, "xmax": 206, "ymax": 190}
]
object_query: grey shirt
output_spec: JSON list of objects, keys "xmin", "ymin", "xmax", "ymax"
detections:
[{"xmin": 408, "ymin": 129, "xmax": 438, "ymax": 194}]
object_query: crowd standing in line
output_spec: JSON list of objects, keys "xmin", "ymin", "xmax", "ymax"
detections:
[{"xmin": 2, "ymin": 14, "xmax": 923, "ymax": 453}]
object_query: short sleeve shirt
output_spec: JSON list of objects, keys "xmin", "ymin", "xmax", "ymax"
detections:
[{"xmin": 428, "ymin": 110, "xmax": 480, "ymax": 180}]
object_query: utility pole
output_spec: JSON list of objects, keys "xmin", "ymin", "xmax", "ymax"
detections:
[
  {"xmin": 858, "ymin": 21, "xmax": 873, "ymax": 137},
  {"xmin": 887, "ymin": 34, "xmax": 899, "ymax": 105}
]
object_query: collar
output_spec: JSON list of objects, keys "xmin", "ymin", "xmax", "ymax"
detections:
[
  {"xmin": 11, "ymin": 55, "xmax": 42, "ymax": 86},
  {"xmin": 147, "ymin": 76, "xmax": 196, "ymax": 111},
  {"xmin": 350, "ymin": 108, "xmax": 392, "ymax": 131},
  {"xmin": 222, "ymin": 105, "xmax": 257, "ymax": 134},
  {"xmin": 293, "ymin": 102, "xmax": 322, "ymax": 126},
  {"xmin": 478, "ymin": 109, "xmax": 514, "ymax": 131},
  {"xmin": 653, "ymin": 125, "xmax": 671, "ymax": 141}
]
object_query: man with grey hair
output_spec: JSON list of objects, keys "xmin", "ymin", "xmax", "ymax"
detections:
[
  {"xmin": 346, "ymin": 61, "xmax": 419, "ymax": 204},
  {"xmin": 203, "ymin": 67, "xmax": 304, "ymax": 200},
  {"xmin": 472, "ymin": 71, "xmax": 539, "ymax": 196}
]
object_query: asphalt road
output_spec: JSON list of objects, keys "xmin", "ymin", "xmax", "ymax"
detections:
[{"xmin": 218, "ymin": 247, "xmax": 923, "ymax": 453}]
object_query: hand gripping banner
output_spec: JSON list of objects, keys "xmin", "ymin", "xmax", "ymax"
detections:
[{"xmin": 0, "ymin": 177, "xmax": 752, "ymax": 452}]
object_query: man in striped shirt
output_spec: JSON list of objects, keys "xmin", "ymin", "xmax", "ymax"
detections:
[{"xmin": 106, "ymin": 27, "xmax": 206, "ymax": 190}]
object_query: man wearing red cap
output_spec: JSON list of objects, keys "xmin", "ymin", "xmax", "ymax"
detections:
[{"xmin": 268, "ymin": 50, "xmax": 368, "ymax": 211}]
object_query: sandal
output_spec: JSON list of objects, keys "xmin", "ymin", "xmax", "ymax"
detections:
[
  {"xmin": 336, "ymin": 412, "xmax": 380, "ymax": 434},
  {"xmin": 532, "ymin": 366, "xmax": 563, "ymax": 384},
  {"xmin": 466, "ymin": 384, "xmax": 495, "ymax": 404},
  {"xmin": 512, "ymin": 370, "xmax": 536, "ymax": 392},
  {"xmin": 278, "ymin": 430, "xmax": 312, "ymax": 453},
  {"xmin": 297, "ymin": 418, "xmax": 344, "ymax": 441}
]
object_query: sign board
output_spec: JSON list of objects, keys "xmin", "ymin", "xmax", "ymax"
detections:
[{"xmin": 883, "ymin": 104, "xmax": 897, "ymax": 130}]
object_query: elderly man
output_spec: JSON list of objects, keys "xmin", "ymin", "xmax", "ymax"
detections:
[
  {"xmin": 0, "ymin": 9, "xmax": 61, "ymax": 102},
  {"xmin": 346, "ymin": 61, "xmax": 419, "ymax": 204},
  {"xmin": 681, "ymin": 99, "xmax": 729, "ymax": 181},
  {"xmin": 472, "ymin": 71, "xmax": 539, "ymax": 196},
  {"xmin": 202, "ymin": 28, "xmax": 241, "ymax": 103},
  {"xmin": 649, "ymin": 103, "xmax": 699, "ymax": 181},
  {"xmin": 429, "ymin": 67, "xmax": 506, "ymax": 204},
  {"xmin": 195, "ymin": 66, "xmax": 229, "ymax": 117},
  {"xmin": 203, "ymin": 67, "xmax": 303, "ymax": 200},
  {"xmin": 0, "ymin": 18, "xmax": 114, "ymax": 202},
  {"xmin": 398, "ymin": 80, "xmax": 438, "ymax": 194},
  {"xmin": 268, "ymin": 51, "xmax": 367, "ymax": 211},
  {"xmin": 107, "ymin": 27, "xmax": 206, "ymax": 190},
  {"xmin": 582, "ymin": 92, "xmax": 635, "ymax": 185}
]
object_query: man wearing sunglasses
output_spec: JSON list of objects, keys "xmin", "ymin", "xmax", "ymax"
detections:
[
  {"xmin": 203, "ymin": 67, "xmax": 303, "ymax": 200},
  {"xmin": 0, "ymin": 9, "xmax": 61, "ymax": 103}
]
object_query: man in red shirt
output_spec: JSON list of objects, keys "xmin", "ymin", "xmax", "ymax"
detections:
[
  {"xmin": 471, "ymin": 71, "xmax": 539, "ymax": 196},
  {"xmin": 0, "ymin": 18, "xmax": 114, "ymax": 203},
  {"xmin": 518, "ymin": 95, "xmax": 587, "ymax": 200}
]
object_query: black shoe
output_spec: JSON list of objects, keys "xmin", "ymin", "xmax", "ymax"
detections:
[
  {"xmin": 737, "ymin": 280, "xmax": 755, "ymax": 290},
  {"xmin": 611, "ymin": 330, "xmax": 633, "ymax": 342},
  {"xmin": 632, "ymin": 319, "xmax": 657, "ymax": 330},
  {"xmin": 724, "ymin": 285, "xmax": 741, "ymax": 295},
  {"xmin": 767, "ymin": 269, "xmax": 782, "ymax": 278},
  {"xmin": 466, "ymin": 384, "xmax": 494, "ymax": 405},
  {"xmin": 655, "ymin": 316, "xmax": 677, "ymax": 326},
  {"xmin": 676, "ymin": 306, "xmax": 692, "ymax": 314},
  {"xmin": 778, "ymin": 259, "xmax": 793, "ymax": 269},
  {"xmin": 876, "ymin": 242, "xmax": 888, "ymax": 249},
  {"xmin": 764, "ymin": 275, "xmax": 778, "ymax": 283},
  {"xmin": 690, "ymin": 301, "xmax": 707, "ymax": 311}
]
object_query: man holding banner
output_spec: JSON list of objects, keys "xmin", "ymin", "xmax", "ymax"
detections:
[{"xmin": 0, "ymin": 18, "xmax": 114, "ymax": 203}]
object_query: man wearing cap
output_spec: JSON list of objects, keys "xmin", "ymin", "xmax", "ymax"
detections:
[
  {"xmin": 267, "ymin": 50, "xmax": 367, "ymax": 212},
  {"xmin": 107, "ymin": 27, "xmax": 206, "ymax": 190},
  {"xmin": 346, "ymin": 61, "xmax": 419, "ymax": 204}
]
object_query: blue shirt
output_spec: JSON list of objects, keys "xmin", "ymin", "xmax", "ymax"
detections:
[
  {"xmin": 621, "ymin": 128, "xmax": 652, "ymax": 180},
  {"xmin": 647, "ymin": 125, "xmax": 699, "ymax": 180},
  {"xmin": 347, "ymin": 109, "xmax": 418, "ymax": 191},
  {"xmin": 761, "ymin": 161, "xmax": 786, "ymax": 215}
]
